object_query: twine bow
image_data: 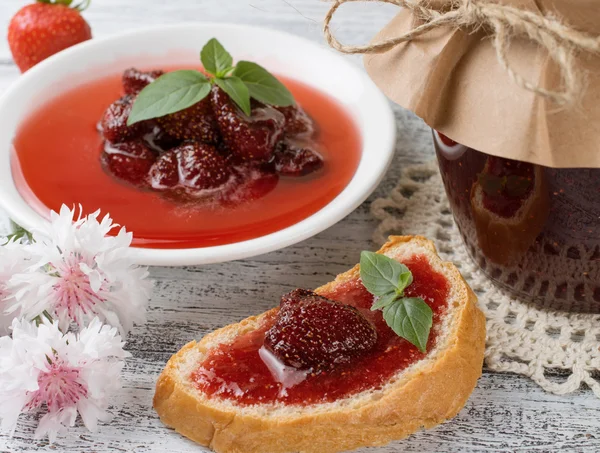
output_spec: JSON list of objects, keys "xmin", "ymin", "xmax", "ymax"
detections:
[{"xmin": 324, "ymin": 0, "xmax": 600, "ymax": 105}]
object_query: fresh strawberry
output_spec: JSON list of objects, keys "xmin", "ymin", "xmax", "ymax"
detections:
[
  {"xmin": 264, "ymin": 289, "xmax": 377, "ymax": 371},
  {"xmin": 100, "ymin": 95, "xmax": 144, "ymax": 144},
  {"xmin": 149, "ymin": 142, "xmax": 231, "ymax": 191},
  {"xmin": 276, "ymin": 104, "xmax": 315, "ymax": 138},
  {"xmin": 156, "ymin": 97, "xmax": 221, "ymax": 144},
  {"xmin": 122, "ymin": 68, "xmax": 165, "ymax": 95},
  {"xmin": 211, "ymin": 87, "xmax": 285, "ymax": 161},
  {"xmin": 102, "ymin": 140, "xmax": 156, "ymax": 186},
  {"xmin": 273, "ymin": 140, "xmax": 324, "ymax": 176},
  {"xmin": 8, "ymin": 1, "xmax": 92, "ymax": 73}
]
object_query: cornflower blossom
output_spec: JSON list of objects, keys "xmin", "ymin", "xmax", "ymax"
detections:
[
  {"xmin": 7, "ymin": 205, "xmax": 152, "ymax": 335},
  {"xmin": 0, "ymin": 318, "xmax": 129, "ymax": 442}
]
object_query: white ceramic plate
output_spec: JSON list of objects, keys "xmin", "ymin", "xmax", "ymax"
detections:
[{"xmin": 0, "ymin": 23, "xmax": 395, "ymax": 266}]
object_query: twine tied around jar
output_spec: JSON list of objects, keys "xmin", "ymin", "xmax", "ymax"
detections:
[{"xmin": 323, "ymin": 0, "xmax": 600, "ymax": 105}]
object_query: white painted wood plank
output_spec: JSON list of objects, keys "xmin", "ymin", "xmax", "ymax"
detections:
[{"xmin": 0, "ymin": 1, "xmax": 598, "ymax": 452}]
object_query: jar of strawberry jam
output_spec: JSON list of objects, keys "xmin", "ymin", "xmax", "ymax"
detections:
[
  {"xmin": 354, "ymin": 0, "xmax": 600, "ymax": 311},
  {"xmin": 433, "ymin": 131, "xmax": 600, "ymax": 311}
]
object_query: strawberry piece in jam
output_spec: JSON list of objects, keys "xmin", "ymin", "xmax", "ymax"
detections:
[
  {"xmin": 156, "ymin": 97, "xmax": 221, "ymax": 144},
  {"xmin": 149, "ymin": 150, "xmax": 178, "ymax": 189},
  {"xmin": 192, "ymin": 255, "xmax": 449, "ymax": 405},
  {"xmin": 273, "ymin": 140, "xmax": 324, "ymax": 177},
  {"xmin": 264, "ymin": 289, "xmax": 377, "ymax": 371},
  {"xmin": 276, "ymin": 104, "xmax": 315, "ymax": 138},
  {"xmin": 102, "ymin": 140, "xmax": 156, "ymax": 186},
  {"xmin": 122, "ymin": 68, "xmax": 164, "ymax": 95},
  {"xmin": 149, "ymin": 142, "xmax": 231, "ymax": 191},
  {"xmin": 100, "ymin": 95, "xmax": 144, "ymax": 144},
  {"xmin": 211, "ymin": 87, "xmax": 285, "ymax": 161}
]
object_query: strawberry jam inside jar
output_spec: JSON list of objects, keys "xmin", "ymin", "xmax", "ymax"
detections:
[{"xmin": 433, "ymin": 131, "xmax": 600, "ymax": 312}]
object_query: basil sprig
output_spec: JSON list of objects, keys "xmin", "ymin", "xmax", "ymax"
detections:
[
  {"xmin": 360, "ymin": 251, "xmax": 433, "ymax": 353},
  {"xmin": 128, "ymin": 38, "xmax": 294, "ymax": 124}
]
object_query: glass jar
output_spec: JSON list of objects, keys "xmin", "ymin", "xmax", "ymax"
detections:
[{"xmin": 433, "ymin": 130, "xmax": 600, "ymax": 312}]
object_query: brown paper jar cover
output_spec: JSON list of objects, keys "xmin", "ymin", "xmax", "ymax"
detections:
[{"xmin": 364, "ymin": 0, "xmax": 600, "ymax": 169}]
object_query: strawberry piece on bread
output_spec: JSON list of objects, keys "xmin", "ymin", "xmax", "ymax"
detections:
[{"xmin": 154, "ymin": 236, "xmax": 486, "ymax": 453}]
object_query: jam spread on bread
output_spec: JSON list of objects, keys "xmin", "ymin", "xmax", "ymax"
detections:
[
  {"xmin": 12, "ymin": 67, "xmax": 360, "ymax": 249},
  {"xmin": 192, "ymin": 255, "xmax": 449, "ymax": 405}
]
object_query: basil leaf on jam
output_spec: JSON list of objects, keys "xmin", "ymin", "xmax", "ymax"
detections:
[
  {"xmin": 359, "ymin": 251, "xmax": 432, "ymax": 352},
  {"xmin": 371, "ymin": 292, "xmax": 398, "ymax": 311},
  {"xmin": 360, "ymin": 251, "xmax": 412, "ymax": 296},
  {"xmin": 127, "ymin": 70, "xmax": 211, "ymax": 125},
  {"xmin": 200, "ymin": 38, "xmax": 234, "ymax": 78},
  {"xmin": 233, "ymin": 61, "xmax": 295, "ymax": 107},
  {"xmin": 382, "ymin": 297, "xmax": 433, "ymax": 353},
  {"xmin": 214, "ymin": 76, "xmax": 251, "ymax": 116},
  {"xmin": 129, "ymin": 38, "xmax": 295, "ymax": 124}
]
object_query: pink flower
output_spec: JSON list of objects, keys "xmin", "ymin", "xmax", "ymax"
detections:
[
  {"xmin": 7, "ymin": 205, "xmax": 152, "ymax": 335},
  {"xmin": 0, "ymin": 317, "xmax": 129, "ymax": 442}
]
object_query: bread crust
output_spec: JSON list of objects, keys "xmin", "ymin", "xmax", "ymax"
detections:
[{"xmin": 154, "ymin": 236, "xmax": 486, "ymax": 453}]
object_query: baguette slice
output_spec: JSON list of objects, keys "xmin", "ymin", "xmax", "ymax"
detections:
[{"xmin": 154, "ymin": 236, "xmax": 486, "ymax": 453}]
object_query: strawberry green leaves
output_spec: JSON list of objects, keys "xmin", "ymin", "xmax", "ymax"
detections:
[
  {"xmin": 37, "ymin": 0, "xmax": 91, "ymax": 11},
  {"xmin": 359, "ymin": 251, "xmax": 433, "ymax": 353},
  {"xmin": 128, "ymin": 38, "xmax": 295, "ymax": 125}
]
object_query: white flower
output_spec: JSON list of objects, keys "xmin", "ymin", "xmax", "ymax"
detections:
[
  {"xmin": 0, "ymin": 239, "xmax": 32, "ymax": 335},
  {"xmin": 0, "ymin": 317, "xmax": 129, "ymax": 442},
  {"xmin": 7, "ymin": 205, "xmax": 152, "ymax": 335}
]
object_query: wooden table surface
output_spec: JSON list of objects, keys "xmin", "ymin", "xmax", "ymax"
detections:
[{"xmin": 0, "ymin": 1, "xmax": 598, "ymax": 452}]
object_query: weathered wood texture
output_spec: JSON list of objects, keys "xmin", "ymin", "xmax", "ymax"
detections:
[{"xmin": 0, "ymin": 1, "xmax": 598, "ymax": 452}]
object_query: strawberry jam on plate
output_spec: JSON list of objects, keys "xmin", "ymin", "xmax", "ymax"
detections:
[
  {"xmin": 192, "ymin": 255, "xmax": 449, "ymax": 406},
  {"xmin": 11, "ymin": 68, "xmax": 361, "ymax": 249}
]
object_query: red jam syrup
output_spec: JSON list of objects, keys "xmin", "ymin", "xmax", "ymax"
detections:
[
  {"xmin": 12, "ymin": 71, "xmax": 361, "ymax": 249},
  {"xmin": 192, "ymin": 255, "xmax": 450, "ymax": 406}
]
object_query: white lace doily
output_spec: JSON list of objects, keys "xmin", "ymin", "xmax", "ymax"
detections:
[{"xmin": 371, "ymin": 161, "xmax": 600, "ymax": 397}]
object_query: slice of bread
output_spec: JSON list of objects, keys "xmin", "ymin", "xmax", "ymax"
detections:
[
  {"xmin": 471, "ymin": 160, "xmax": 549, "ymax": 266},
  {"xmin": 154, "ymin": 236, "xmax": 486, "ymax": 453}
]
